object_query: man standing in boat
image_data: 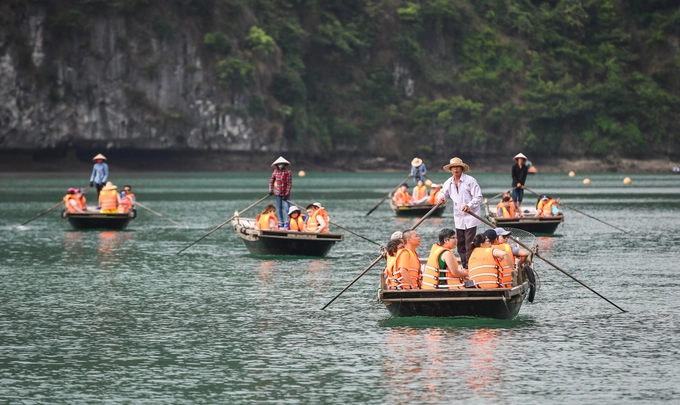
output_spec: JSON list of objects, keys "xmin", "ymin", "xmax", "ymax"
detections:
[
  {"xmin": 409, "ymin": 157, "xmax": 427, "ymax": 186},
  {"xmin": 89, "ymin": 153, "xmax": 109, "ymax": 197},
  {"xmin": 437, "ymin": 157, "xmax": 483, "ymax": 271},
  {"xmin": 269, "ymin": 156, "xmax": 292, "ymax": 227},
  {"xmin": 511, "ymin": 153, "xmax": 529, "ymax": 211}
]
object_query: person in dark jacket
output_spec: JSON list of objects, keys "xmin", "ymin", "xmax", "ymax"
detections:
[{"xmin": 511, "ymin": 153, "xmax": 529, "ymax": 210}]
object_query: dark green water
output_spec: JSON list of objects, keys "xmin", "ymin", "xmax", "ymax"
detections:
[{"xmin": 2, "ymin": 172, "xmax": 680, "ymax": 404}]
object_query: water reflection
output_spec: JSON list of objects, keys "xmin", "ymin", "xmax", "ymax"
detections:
[
  {"xmin": 97, "ymin": 231, "xmax": 133, "ymax": 271},
  {"xmin": 257, "ymin": 260, "xmax": 275, "ymax": 284},
  {"xmin": 464, "ymin": 328, "xmax": 500, "ymax": 398}
]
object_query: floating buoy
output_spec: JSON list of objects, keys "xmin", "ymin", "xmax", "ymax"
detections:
[
  {"xmin": 583, "ymin": 178, "xmax": 591, "ymax": 185},
  {"xmin": 623, "ymin": 177, "xmax": 632, "ymax": 185},
  {"xmin": 568, "ymin": 171, "xmax": 575, "ymax": 177},
  {"xmin": 298, "ymin": 170, "xmax": 306, "ymax": 177},
  {"xmin": 425, "ymin": 179, "xmax": 433, "ymax": 187}
]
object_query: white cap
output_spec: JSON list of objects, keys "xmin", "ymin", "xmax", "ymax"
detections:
[
  {"xmin": 390, "ymin": 231, "xmax": 403, "ymax": 240},
  {"xmin": 312, "ymin": 202, "xmax": 322, "ymax": 208}
]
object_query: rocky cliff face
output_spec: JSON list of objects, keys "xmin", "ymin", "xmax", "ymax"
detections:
[{"xmin": 0, "ymin": 5, "xmax": 266, "ymax": 152}]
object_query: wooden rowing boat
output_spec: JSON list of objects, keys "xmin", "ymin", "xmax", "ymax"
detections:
[
  {"xmin": 63, "ymin": 209, "xmax": 136, "ymax": 230},
  {"xmin": 231, "ymin": 216, "xmax": 344, "ymax": 257},
  {"xmin": 483, "ymin": 201, "xmax": 563, "ymax": 235},
  {"xmin": 389, "ymin": 200, "xmax": 446, "ymax": 217},
  {"xmin": 377, "ymin": 262, "xmax": 536, "ymax": 319}
]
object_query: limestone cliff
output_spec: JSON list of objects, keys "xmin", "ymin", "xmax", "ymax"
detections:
[{"xmin": 0, "ymin": 3, "xmax": 269, "ymax": 152}]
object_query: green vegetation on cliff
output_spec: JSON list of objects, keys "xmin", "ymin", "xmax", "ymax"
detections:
[{"xmin": 6, "ymin": 0, "xmax": 680, "ymax": 157}]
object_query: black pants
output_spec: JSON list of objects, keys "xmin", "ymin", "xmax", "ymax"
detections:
[
  {"xmin": 456, "ymin": 227, "xmax": 477, "ymax": 269},
  {"xmin": 95, "ymin": 183, "xmax": 103, "ymax": 197}
]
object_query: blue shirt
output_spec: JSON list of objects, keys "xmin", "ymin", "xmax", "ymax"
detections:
[
  {"xmin": 411, "ymin": 164, "xmax": 427, "ymax": 182},
  {"xmin": 90, "ymin": 162, "xmax": 109, "ymax": 184}
]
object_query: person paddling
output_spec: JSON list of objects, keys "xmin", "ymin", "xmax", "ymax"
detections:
[
  {"xmin": 269, "ymin": 156, "xmax": 292, "ymax": 228},
  {"xmin": 511, "ymin": 153, "xmax": 529, "ymax": 210},
  {"xmin": 409, "ymin": 157, "xmax": 427, "ymax": 186},
  {"xmin": 436, "ymin": 157, "xmax": 483, "ymax": 271},
  {"xmin": 90, "ymin": 153, "xmax": 109, "ymax": 197}
]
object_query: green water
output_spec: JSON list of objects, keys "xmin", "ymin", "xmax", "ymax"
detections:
[{"xmin": 2, "ymin": 172, "xmax": 680, "ymax": 404}]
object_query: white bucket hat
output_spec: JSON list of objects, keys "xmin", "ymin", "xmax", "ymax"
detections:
[{"xmin": 288, "ymin": 206, "xmax": 301, "ymax": 215}]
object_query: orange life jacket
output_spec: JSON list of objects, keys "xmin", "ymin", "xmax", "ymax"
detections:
[
  {"xmin": 384, "ymin": 254, "xmax": 400, "ymax": 290},
  {"xmin": 99, "ymin": 190, "xmax": 119, "ymax": 212},
  {"xmin": 413, "ymin": 185, "xmax": 427, "ymax": 201},
  {"xmin": 422, "ymin": 244, "xmax": 463, "ymax": 290},
  {"xmin": 496, "ymin": 202, "xmax": 516, "ymax": 218},
  {"xmin": 289, "ymin": 216, "xmax": 305, "ymax": 231},
  {"xmin": 257, "ymin": 212, "xmax": 277, "ymax": 230},
  {"xmin": 118, "ymin": 195, "xmax": 133, "ymax": 213},
  {"xmin": 468, "ymin": 247, "xmax": 503, "ymax": 289},
  {"xmin": 428, "ymin": 189, "xmax": 441, "ymax": 204},
  {"xmin": 496, "ymin": 243, "xmax": 516, "ymax": 288},
  {"xmin": 394, "ymin": 248, "xmax": 421, "ymax": 290},
  {"xmin": 394, "ymin": 190, "xmax": 413, "ymax": 206},
  {"xmin": 537, "ymin": 199, "xmax": 555, "ymax": 216},
  {"xmin": 64, "ymin": 194, "xmax": 83, "ymax": 213},
  {"xmin": 307, "ymin": 209, "xmax": 329, "ymax": 233}
]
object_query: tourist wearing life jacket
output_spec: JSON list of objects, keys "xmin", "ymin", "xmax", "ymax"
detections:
[
  {"xmin": 117, "ymin": 185, "xmax": 136, "ymax": 214},
  {"xmin": 410, "ymin": 157, "xmax": 427, "ymax": 186},
  {"xmin": 306, "ymin": 203, "xmax": 329, "ymax": 233},
  {"xmin": 394, "ymin": 184, "xmax": 414, "ymax": 206},
  {"xmin": 467, "ymin": 231, "xmax": 513, "ymax": 289},
  {"xmin": 287, "ymin": 206, "xmax": 307, "ymax": 232},
  {"xmin": 492, "ymin": 227, "xmax": 531, "ymax": 288},
  {"xmin": 63, "ymin": 188, "xmax": 85, "ymax": 213},
  {"xmin": 384, "ymin": 236, "xmax": 405, "ymax": 290},
  {"xmin": 269, "ymin": 156, "xmax": 292, "ymax": 227},
  {"xmin": 422, "ymin": 228, "xmax": 469, "ymax": 290},
  {"xmin": 394, "ymin": 230, "xmax": 422, "ymax": 289},
  {"xmin": 496, "ymin": 196, "xmax": 517, "ymax": 218},
  {"xmin": 427, "ymin": 183, "xmax": 441, "ymax": 204},
  {"xmin": 98, "ymin": 182, "xmax": 121, "ymax": 214},
  {"xmin": 536, "ymin": 195, "xmax": 560, "ymax": 217},
  {"xmin": 256, "ymin": 204, "xmax": 278, "ymax": 230},
  {"xmin": 89, "ymin": 153, "xmax": 109, "ymax": 197},
  {"xmin": 412, "ymin": 179, "xmax": 429, "ymax": 205}
]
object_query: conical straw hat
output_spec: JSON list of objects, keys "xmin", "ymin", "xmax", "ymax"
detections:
[
  {"xmin": 514, "ymin": 153, "xmax": 527, "ymax": 161},
  {"xmin": 271, "ymin": 156, "xmax": 290, "ymax": 167},
  {"xmin": 102, "ymin": 181, "xmax": 117, "ymax": 190},
  {"xmin": 92, "ymin": 153, "xmax": 107, "ymax": 161}
]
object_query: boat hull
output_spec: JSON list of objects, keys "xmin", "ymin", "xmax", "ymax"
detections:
[
  {"xmin": 379, "ymin": 282, "xmax": 529, "ymax": 320},
  {"xmin": 490, "ymin": 216, "xmax": 563, "ymax": 235},
  {"xmin": 233, "ymin": 219, "xmax": 343, "ymax": 257},
  {"xmin": 390, "ymin": 202, "xmax": 447, "ymax": 218},
  {"xmin": 64, "ymin": 211, "xmax": 134, "ymax": 230}
]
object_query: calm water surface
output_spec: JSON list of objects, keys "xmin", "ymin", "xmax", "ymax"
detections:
[{"xmin": 1, "ymin": 172, "xmax": 680, "ymax": 404}]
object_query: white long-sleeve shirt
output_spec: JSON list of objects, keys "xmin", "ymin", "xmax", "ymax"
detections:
[{"xmin": 438, "ymin": 173, "xmax": 483, "ymax": 230}]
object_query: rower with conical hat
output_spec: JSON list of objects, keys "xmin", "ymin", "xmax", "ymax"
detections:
[
  {"xmin": 90, "ymin": 153, "xmax": 109, "ymax": 196},
  {"xmin": 511, "ymin": 153, "xmax": 528, "ymax": 211},
  {"xmin": 269, "ymin": 156, "xmax": 292, "ymax": 227}
]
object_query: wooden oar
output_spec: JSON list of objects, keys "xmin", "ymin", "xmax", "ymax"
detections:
[
  {"xmin": 19, "ymin": 201, "xmax": 64, "ymax": 226},
  {"xmin": 176, "ymin": 194, "xmax": 270, "ymax": 255},
  {"xmin": 365, "ymin": 175, "xmax": 412, "ymax": 216},
  {"xmin": 466, "ymin": 210, "xmax": 627, "ymax": 313},
  {"xmin": 287, "ymin": 200, "xmax": 381, "ymax": 246},
  {"xmin": 321, "ymin": 202, "xmax": 443, "ymax": 310},
  {"xmin": 136, "ymin": 202, "xmax": 184, "ymax": 227},
  {"xmin": 524, "ymin": 187, "xmax": 626, "ymax": 233}
]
